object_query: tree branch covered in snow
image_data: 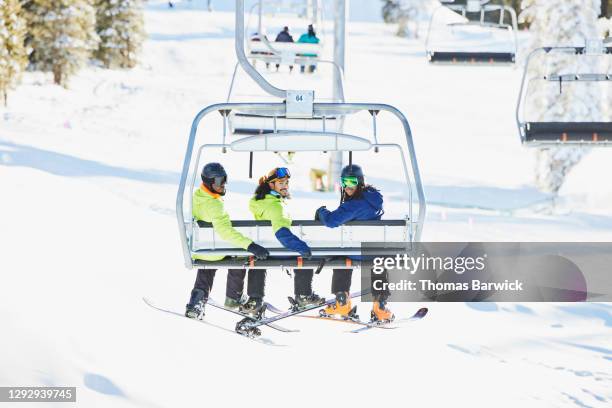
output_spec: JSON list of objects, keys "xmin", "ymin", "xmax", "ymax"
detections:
[
  {"xmin": 23, "ymin": 0, "xmax": 98, "ymax": 86},
  {"xmin": 95, "ymin": 0, "xmax": 145, "ymax": 69},
  {"xmin": 0, "ymin": 0, "xmax": 29, "ymax": 105}
]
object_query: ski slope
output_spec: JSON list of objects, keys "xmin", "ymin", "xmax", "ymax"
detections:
[{"xmin": 0, "ymin": 1, "xmax": 611, "ymax": 407}]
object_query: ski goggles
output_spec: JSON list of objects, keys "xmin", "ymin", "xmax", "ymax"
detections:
[
  {"xmin": 265, "ymin": 167, "xmax": 291, "ymax": 182},
  {"xmin": 341, "ymin": 176, "xmax": 359, "ymax": 188},
  {"xmin": 211, "ymin": 176, "xmax": 227, "ymax": 186}
]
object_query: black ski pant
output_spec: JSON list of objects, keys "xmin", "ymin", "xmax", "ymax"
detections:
[
  {"xmin": 371, "ymin": 268, "xmax": 391, "ymax": 301},
  {"xmin": 331, "ymin": 269, "xmax": 352, "ymax": 294},
  {"xmin": 193, "ymin": 268, "xmax": 266, "ymax": 300},
  {"xmin": 294, "ymin": 269, "xmax": 314, "ymax": 296}
]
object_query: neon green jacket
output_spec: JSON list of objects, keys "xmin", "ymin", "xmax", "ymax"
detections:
[
  {"xmin": 249, "ymin": 194, "xmax": 292, "ymax": 232},
  {"xmin": 193, "ymin": 186, "xmax": 252, "ymax": 261},
  {"xmin": 249, "ymin": 193, "xmax": 310, "ymax": 254}
]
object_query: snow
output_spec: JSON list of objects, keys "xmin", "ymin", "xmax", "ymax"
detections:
[{"xmin": 0, "ymin": 1, "xmax": 611, "ymax": 407}]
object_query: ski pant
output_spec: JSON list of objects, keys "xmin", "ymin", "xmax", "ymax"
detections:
[
  {"xmin": 331, "ymin": 269, "xmax": 352, "ymax": 294},
  {"xmin": 294, "ymin": 269, "xmax": 314, "ymax": 296},
  {"xmin": 371, "ymin": 268, "xmax": 391, "ymax": 301},
  {"xmin": 193, "ymin": 268, "xmax": 266, "ymax": 299}
]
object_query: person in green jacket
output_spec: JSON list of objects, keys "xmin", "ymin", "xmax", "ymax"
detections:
[
  {"xmin": 249, "ymin": 167, "xmax": 325, "ymax": 309},
  {"xmin": 185, "ymin": 163, "xmax": 270, "ymax": 320},
  {"xmin": 297, "ymin": 24, "xmax": 320, "ymax": 73}
]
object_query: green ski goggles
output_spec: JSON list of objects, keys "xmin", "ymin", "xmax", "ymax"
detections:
[{"xmin": 341, "ymin": 176, "xmax": 359, "ymax": 188}]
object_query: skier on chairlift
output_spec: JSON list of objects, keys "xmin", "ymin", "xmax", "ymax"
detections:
[
  {"xmin": 315, "ymin": 164, "xmax": 394, "ymax": 323},
  {"xmin": 297, "ymin": 24, "xmax": 320, "ymax": 73},
  {"xmin": 249, "ymin": 167, "xmax": 325, "ymax": 309},
  {"xmin": 185, "ymin": 163, "xmax": 270, "ymax": 320},
  {"xmin": 274, "ymin": 26, "xmax": 295, "ymax": 72}
]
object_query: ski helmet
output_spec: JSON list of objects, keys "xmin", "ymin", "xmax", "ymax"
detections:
[
  {"xmin": 340, "ymin": 164, "xmax": 364, "ymax": 186},
  {"xmin": 201, "ymin": 162, "xmax": 227, "ymax": 192}
]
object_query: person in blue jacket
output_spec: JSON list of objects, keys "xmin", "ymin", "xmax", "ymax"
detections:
[
  {"xmin": 315, "ymin": 164, "xmax": 394, "ymax": 322},
  {"xmin": 297, "ymin": 24, "xmax": 320, "ymax": 73}
]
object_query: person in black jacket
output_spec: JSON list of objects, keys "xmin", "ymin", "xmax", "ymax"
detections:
[{"xmin": 274, "ymin": 26, "xmax": 294, "ymax": 72}]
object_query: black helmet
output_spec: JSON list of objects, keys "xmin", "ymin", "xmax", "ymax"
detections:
[
  {"xmin": 201, "ymin": 162, "xmax": 227, "ymax": 193},
  {"xmin": 341, "ymin": 164, "xmax": 364, "ymax": 185}
]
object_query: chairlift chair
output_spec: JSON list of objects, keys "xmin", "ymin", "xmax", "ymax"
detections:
[
  {"xmin": 516, "ymin": 43, "xmax": 612, "ymax": 146},
  {"xmin": 176, "ymin": 101, "xmax": 426, "ymax": 270},
  {"xmin": 227, "ymin": 1, "xmax": 345, "ymax": 139},
  {"xmin": 425, "ymin": 0, "xmax": 518, "ymax": 64}
]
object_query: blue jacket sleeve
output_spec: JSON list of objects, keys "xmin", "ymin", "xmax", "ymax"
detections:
[
  {"xmin": 318, "ymin": 202, "xmax": 357, "ymax": 228},
  {"xmin": 275, "ymin": 227, "xmax": 310, "ymax": 255}
]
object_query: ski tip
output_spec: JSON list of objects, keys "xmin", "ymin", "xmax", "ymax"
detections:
[{"xmin": 415, "ymin": 307, "xmax": 428, "ymax": 318}]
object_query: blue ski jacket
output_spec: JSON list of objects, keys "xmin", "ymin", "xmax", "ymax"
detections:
[{"xmin": 318, "ymin": 187, "xmax": 384, "ymax": 227}]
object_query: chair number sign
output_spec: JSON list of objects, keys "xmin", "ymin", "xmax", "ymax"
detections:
[{"xmin": 286, "ymin": 90, "xmax": 315, "ymax": 118}]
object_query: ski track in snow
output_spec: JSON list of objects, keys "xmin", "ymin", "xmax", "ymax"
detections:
[{"xmin": 0, "ymin": 1, "xmax": 611, "ymax": 407}]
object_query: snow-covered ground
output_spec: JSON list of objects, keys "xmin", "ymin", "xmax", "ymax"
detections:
[{"xmin": 1, "ymin": 1, "xmax": 611, "ymax": 407}]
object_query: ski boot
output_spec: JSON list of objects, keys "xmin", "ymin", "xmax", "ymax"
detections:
[
  {"xmin": 240, "ymin": 297, "xmax": 266, "ymax": 318},
  {"xmin": 224, "ymin": 293, "xmax": 248, "ymax": 310},
  {"xmin": 371, "ymin": 298, "xmax": 395, "ymax": 324},
  {"xmin": 236, "ymin": 297, "xmax": 266, "ymax": 337},
  {"xmin": 185, "ymin": 288, "xmax": 207, "ymax": 320},
  {"xmin": 319, "ymin": 292, "xmax": 358, "ymax": 320},
  {"xmin": 291, "ymin": 292, "xmax": 325, "ymax": 311}
]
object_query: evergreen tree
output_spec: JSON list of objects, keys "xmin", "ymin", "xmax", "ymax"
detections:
[
  {"xmin": 381, "ymin": 0, "xmax": 436, "ymax": 37},
  {"xmin": 0, "ymin": 0, "xmax": 28, "ymax": 105},
  {"xmin": 24, "ymin": 0, "xmax": 98, "ymax": 86},
  {"xmin": 95, "ymin": 0, "xmax": 145, "ymax": 69},
  {"xmin": 521, "ymin": 0, "xmax": 603, "ymax": 194}
]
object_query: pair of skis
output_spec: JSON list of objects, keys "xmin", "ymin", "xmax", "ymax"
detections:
[{"xmin": 143, "ymin": 291, "xmax": 427, "ymax": 343}]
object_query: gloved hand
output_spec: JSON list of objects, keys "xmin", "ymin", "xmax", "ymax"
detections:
[
  {"xmin": 300, "ymin": 249, "xmax": 312, "ymax": 260},
  {"xmin": 247, "ymin": 242, "xmax": 270, "ymax": 260},
  {"xmin": 314, "ymin": 206, "xmax": 326, "ymax": 221}
]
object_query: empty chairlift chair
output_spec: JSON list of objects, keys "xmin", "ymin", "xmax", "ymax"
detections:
[
  {"xmin": 516, "ymin": 43, "xmax": 612, "ymax": 146},
  {"xmin": 425, "ymin": 0, "xmax": 518, "ymax": 64}
]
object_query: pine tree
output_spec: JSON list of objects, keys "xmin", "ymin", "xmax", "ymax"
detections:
[
  {"xmin": 521, "ymin": 0, "xmax": 603, "ymax": 194},
  {"xmin": 381, "ymin": 0, "xmax": 436, "ymax": 37},
  {"xmin": 0, "ymin": 0, "xmax": 28, "ymax": 105},
  {"xmin": 24, "ymin": 0, "xmax": 98, "ymax": 87},
  {"xmin": 95, "ymin": 0, "xmax": 145, "ymax": 69}
]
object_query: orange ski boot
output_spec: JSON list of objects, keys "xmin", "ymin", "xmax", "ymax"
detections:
[
  {"xmin": 371, "ymin": 298, "xmax": 395, "ymax": 323},
  {"xmin": 320, "ymin": 292, "xmax": 358, "ymax": 320}
]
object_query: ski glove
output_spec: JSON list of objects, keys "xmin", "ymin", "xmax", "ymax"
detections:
[
  {"xmin": 248, "ymin": 242, "xmax": 270, "ymax": 260},
  {"xmin": 315, "ymin": 206, "xmax": 326, "ymax": 221},
  {"xmin": 301, "ymin": 248, "xmax": 312, "ymax": 260}
]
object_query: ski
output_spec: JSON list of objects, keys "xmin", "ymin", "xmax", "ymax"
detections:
[
  {"xmin": 237, "ymin": 289, "xmax": 370, "ymax": 332},
  {"xmin": 349, "ymin": 307, "xmax": 428, "ymax": 333},
  {"xmin": 207, "ymin": 298, "xmax": 299, "ymax": 333},
  {"xmin": 142, "ymin": 297, "xmax": 286, "ymax": 346},
  {"xmin": 297, "ymin": 306, "xmax": 428, "ymax": 331}
]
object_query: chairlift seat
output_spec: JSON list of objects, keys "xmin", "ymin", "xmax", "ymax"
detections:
[
  {"xmin": 428, "ymin": 51, "xmax": 515, "ymax": 64},
  {"xmin": 523, "ymin": 122, "xmax": 612, "ymax": 144},
  {"xmin": 248, "ymin": 41, "xmax": 322, "ymax": 66},
  {"xmin": 191, "ymin": 219, "xmax": 411, "ymax": 258}
]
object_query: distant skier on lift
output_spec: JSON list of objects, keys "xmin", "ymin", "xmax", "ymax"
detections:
[
  {"xmin": 274, "ymin": 26, "xmax": 294, "ymax": 72},
  {"xmin": 297, "ymin": 24, "xmax": 320, "ymax": 73},
  {"xmin": 185, "ymin": 163, "xmax": 270, "ymax": 320},
  {"xmin": 249, "ymin": 167, "xmax": 325, "ymax": 310},
  {"xmin": 315, "ymin": 164, "xmax": 395, "ymax": 323}
]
